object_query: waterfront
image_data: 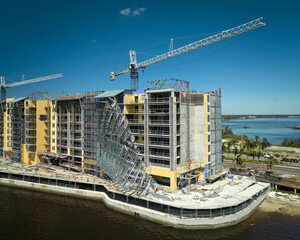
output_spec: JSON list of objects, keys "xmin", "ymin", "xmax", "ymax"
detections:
[
  {"xmin": 0, "ymin": 186, "xmax": 299, "ymax": 240},
  {"xmin": 222, "ymin": 117, "xmax": 300, "ymax": 144}
]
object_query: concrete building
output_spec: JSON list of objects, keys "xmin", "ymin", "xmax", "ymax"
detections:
[
  {"xmin": 1, "ymin": 94, "xmax": 52, "ymax": 164},
  {"xmin": 123, "ymin": 84, "xmax": 222, "ymax": 189},
  {"xmin": 0, "ymin": 80, "xmax": 222, "ymax": 190}
]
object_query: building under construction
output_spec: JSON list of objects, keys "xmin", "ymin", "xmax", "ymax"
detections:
[{"xmin": 0, "ymin": 79, "xmax": 222, "ymax": 190}]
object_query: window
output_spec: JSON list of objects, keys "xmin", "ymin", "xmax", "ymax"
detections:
[
  {"xmin": 52, "ymin": 108, "xmax": 55, "ymax": 113},
  {"xmin": 52, "ymin": 131, "xmax": 55, "ymax": 135},
  {"xmin": 39, "ymin": 115, "xmax": 47, "ymax": 121},
  {"xmin": 208, "ymin": 144, "xmax": 210, "ymax": 152},
  {"xmin": 142, "ymin": 115, "xmax": 144, "ymax": 120},
  {"xmin": 135, "ymin": 106, "xmax": 138, "ymax": 112},
  {"xmin": 207, "ymin": 125, "xmax": 210, "ymax": 132},
  {"xmin": 7, "ymin": 129, "xmax": 9, "ymax": 134},
  {"xmin": 207, "ymin": 105, "xmax": 210, "ymax": 112},
  {"xmin": 142, "ymin": 105, "xmax": 144, "ymax": 111},
  {"xmin": 208, "ymin": 135, "xmax": 210, "ymax": 142},
  {"xmin": 208, "ymin": 155, "xmax": 211, "ymax": 162},
  {"xmin": 52, "ymin": 146, "xmax": 55, "ymax": 151},
  {"xmin": 52, "ymin": 138, "xmax": 55, "ymax": 143},
  {"xmin": 135, "ymin": 96, "xmax": 138, "ymax": 103},
  {"xmin": 52, "ymin": 123, "xmax": 55, "ymax": 127},
  {"xmin": 207, "ymin": 95, "xmax": 210, "ymax": 103},
  {"xmin": 207, "ymin": 115, "xmax": 210, "ymax": 122},
  {"xmin": 52, "ymin": 116, "xmax": 55, "ymax": 120}
]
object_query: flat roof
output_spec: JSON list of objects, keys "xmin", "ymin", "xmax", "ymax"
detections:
[
  {"xmin": 53, "ymin": 93, "xmax": 85, "ymax": 101},
  {"xmin": 95, "ymin": 89, "xmax": 125, "ymax": 98},
  {"xmin": 8, "ymin": 97, "xmax": 28, "ymax": 103}
]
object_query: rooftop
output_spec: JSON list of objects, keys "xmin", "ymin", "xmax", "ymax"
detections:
[{"xmin": 52, "ymin": 93, "xmax": 85, "ymax": 101}]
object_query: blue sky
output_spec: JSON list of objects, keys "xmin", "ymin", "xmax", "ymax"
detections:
[{"xmin": 0, "ymin": 0, "xmax": 299, "ymax": 114}]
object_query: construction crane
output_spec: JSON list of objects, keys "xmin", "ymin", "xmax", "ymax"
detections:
[
  {"xmin": 0, "ymin": 73, "xmax": 63, "ymax": 100},
  {"xmin": 110, "ymin": 18, "xmax": 266, "ymax": 90}
]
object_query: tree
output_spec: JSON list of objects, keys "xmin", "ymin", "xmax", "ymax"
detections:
[
  {"xmin": 257, "ymin": 151, "xmax": 262, "ymax": 161},
  {"xmin": 222, "ymin": 143, "xmax": 227, "ymax": 153},
  {"xmin": 266, "ymin": 155, "xmax": 275, "ymax": 171},
  {"xmin": 235, "ymin": 154, "xmax": 243, "ymax": 167},
  {"xmin": 261, "ymin": 138, "xmax": 271, "ymax": 151},
  {"xmin": 233, "ymin": 146, "xmax": 239, "ymax": 157}
]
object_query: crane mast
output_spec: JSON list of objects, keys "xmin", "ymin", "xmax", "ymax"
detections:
[{"xmin": 110, "ymin": 17, "xmax": 266, "ymax": 90}]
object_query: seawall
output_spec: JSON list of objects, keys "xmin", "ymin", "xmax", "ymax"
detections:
[{"xmin": 0, "ymin": 170, "xmax": 269, "ymax": 229}]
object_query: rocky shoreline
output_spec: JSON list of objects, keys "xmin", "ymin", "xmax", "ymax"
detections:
[{"xmin": 259, "ymin": 191, "xmax": 300, "ymax": 216}]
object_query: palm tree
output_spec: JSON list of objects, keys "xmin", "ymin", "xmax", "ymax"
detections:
[
  {"xmin": 261, "ymin": 138, "xmax": 271, "ymax": 152},
  {"xmin": 257, "ymin": 151, "xmax": 262, "ymax": 161},
  {"xmin": 266, "ymin": 155, "xmax": 275, "ymax": 171},
  {"xmin": 233, "ymin": 146, "xmax": 239, "ymax": 157},
  {"xmin": 235, "ymin": 154, "xmax": 243, "ymax": 167}
]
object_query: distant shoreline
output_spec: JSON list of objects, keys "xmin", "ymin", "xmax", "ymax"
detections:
[{"xmin": 222, "ymin": 115, "xmax": 300, "ymax": 121}]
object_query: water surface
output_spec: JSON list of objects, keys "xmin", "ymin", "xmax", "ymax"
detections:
[
  {"xmin": 222, "ymin": 117, "xmax": 300, "ymax": 144},
  {"xmin": 0, "ymin": 186, "xmax": 299, "ymax": 240}
]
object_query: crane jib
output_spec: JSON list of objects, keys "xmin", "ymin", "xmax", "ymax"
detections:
[
  {"xmin": 110, "ymin": 17, "xmax": 266, "ymax": 90},
  {"xmin": 136, "ymin": 18, "xmax": 265, "ymax": 69}
]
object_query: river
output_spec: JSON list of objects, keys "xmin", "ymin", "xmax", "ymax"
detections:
[
  {"xmin": 0, "ymin": 186, "xmax": 299, "ymax": 240},
  {"xmin": 222, "ymin": 117, "xmax": 300, "ymax": 144}
]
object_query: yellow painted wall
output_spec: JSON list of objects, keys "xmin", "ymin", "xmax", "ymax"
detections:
[
  {"xmin": 146, "ymin": 166, "xmax": 177, "ymax": 189},
  {"xmin": 3, "ymin": 99, "xmax": 14, "ymax": 159},
  {"xmin": 50, "ymin": 101, "xmax": 57, "ymax": 154},
  {"xmin": 22, "ymin": 99, "xmax": 51, "ymax": 164},
  {"xmin": 124, "ymin": 93, "xmax": 145, "ymax": 124}
]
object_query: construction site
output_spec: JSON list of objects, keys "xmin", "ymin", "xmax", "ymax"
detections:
[{"xmin": 0, "ymin": 18, "xmax": 271, "ymax": 229}]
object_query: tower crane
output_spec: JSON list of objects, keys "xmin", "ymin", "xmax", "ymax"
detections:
[
  {"xmin": 110, "ymin": 18, "xmax": 266, "ymax": 90},
  {"xmin": 0, "ymin": 73, "xmax": 63, "ymax": 100}
]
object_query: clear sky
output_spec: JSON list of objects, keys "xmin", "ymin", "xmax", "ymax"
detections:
[{"xmin": 0, "ymin": 0, "xmax": 299, "ymax": 114}]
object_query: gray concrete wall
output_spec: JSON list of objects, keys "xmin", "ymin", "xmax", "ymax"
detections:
[
  {"xmin": 209, "ymin": 95, "xmax": 222, "ymax": 175},
  {"xmin": 180, "ymin": 103, "xmax": 205, "ymax": 167}
]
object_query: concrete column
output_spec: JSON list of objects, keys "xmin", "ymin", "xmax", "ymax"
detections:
[
  {"xmin": 144, "ymin": 95, "xmax": 149, "ymax": 167},
  {"xmin": 169, "ymin": 95, "xmax": 176, "ymax": 172}
]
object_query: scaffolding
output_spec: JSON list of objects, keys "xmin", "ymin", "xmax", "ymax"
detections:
[
  {"xmin": 11, "ymin": 99, "xmax": 25, "ymax": 161},
  {"xmin": 90, "ymin": 97, "xmax": 157, "ymax": 194},
  {"xmin": 0, "ymin": 100, "xmax": 5, "ymax": 156}
]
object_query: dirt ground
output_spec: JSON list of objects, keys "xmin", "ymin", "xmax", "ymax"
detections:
[{"xmin": 259, "ymin": 196, "xmax": 300, "ymax": 216}]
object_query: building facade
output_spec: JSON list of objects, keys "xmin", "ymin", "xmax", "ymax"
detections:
[{"xmin": 0, "ymin": 83, "xmax": 222, "ymax": 190}]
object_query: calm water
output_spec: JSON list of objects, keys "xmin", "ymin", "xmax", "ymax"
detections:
[
  {"xmin": 0, "ymin": 186, "xmax": 299, "ymax": 240},
  {"xmin": 222, "ymin": 117, "xmax": 300, "ymax": 144}
]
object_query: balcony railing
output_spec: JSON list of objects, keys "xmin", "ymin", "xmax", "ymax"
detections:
[
  {"xmin": 148, "ymin": 98, "xmax": 169, "ymax": 103},
  {"xmin": 149, "ymin": 141, "xmax": 170, "ymax": 146},
  {"xmin": 149, "ymin": 130, "xmax": 169, "ymax": 135},
  {"xmin": 128, "ymin": 119, "xmax": 144, "ymax": 124},
  {"xmin": 149, "ymin": 120, "xmax": 169, "ymax": 125}
]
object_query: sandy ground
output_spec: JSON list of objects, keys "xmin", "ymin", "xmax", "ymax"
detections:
[
  {"xmin": 268, "ymin": 145, "xmax": 300, "ymax": 153},
  {"xmin": 259, "ymin": 194, "xmax": 300, "ymax": 216}
]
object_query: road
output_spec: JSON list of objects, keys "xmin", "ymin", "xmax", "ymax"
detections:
[{"xmin": 223, "ymin": 160, "xmax": 300, "ymax": 176}]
